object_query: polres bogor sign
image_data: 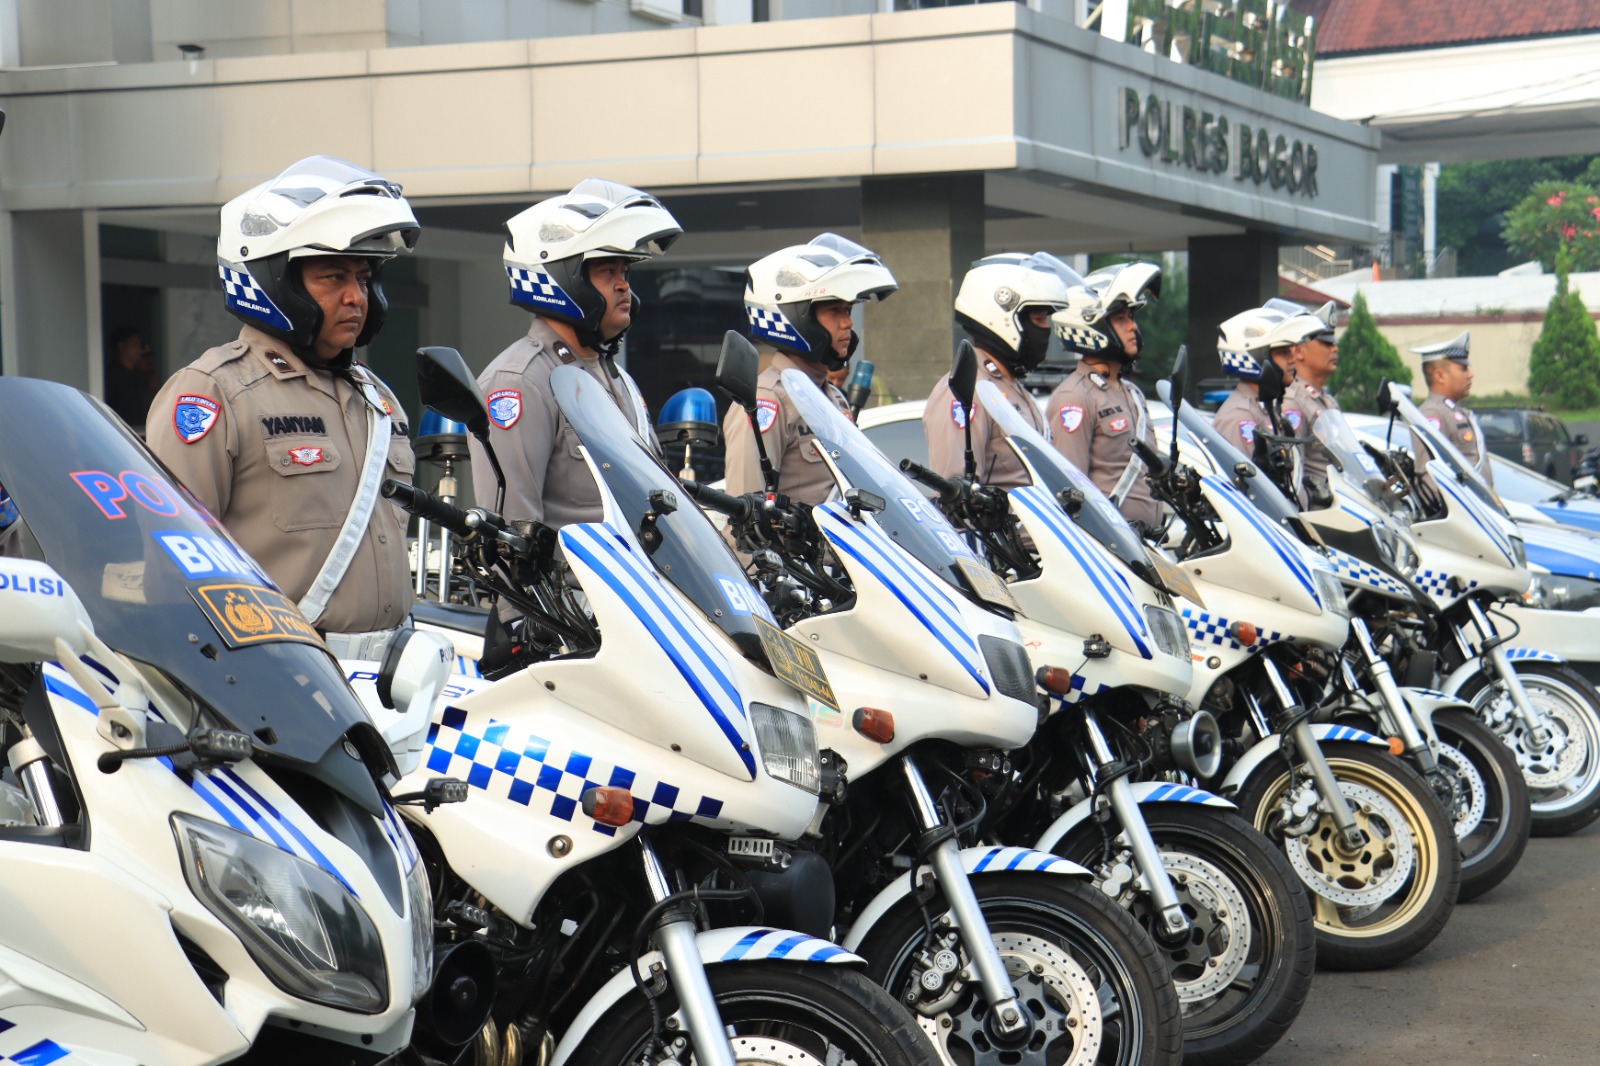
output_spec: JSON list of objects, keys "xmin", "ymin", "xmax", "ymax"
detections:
[{"xmin": 1119, "ymin": 88, "xmax": 1320, "ymax": 197}]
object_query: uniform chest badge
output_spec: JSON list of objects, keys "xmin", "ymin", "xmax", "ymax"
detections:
[
  {"xmin": 1059, "ymin": 405, "xmax": 1084, "ymax": 433},
  {"xmin": 1461, "ymin": 430, "xmax": 1474, "ymax": 442},
  {"xmin": 1239, "ymin": 420, "xmax": 1256, "ymax": 444},
  {"xmin": 1427, "ymin": 416, "xmax": 1442, "ymax": 430},
  {"xmin": 288, "ymin": 447, "xmax": 326, "ymax": 466},
  {"xmin": 173, "ymin": 394, "xmax": 220, "ymax": 444},
  {"xmin": 949, "ymin": 399, "xmax": 968, "ymax": 429},
  {"xmin": 487, "ymin": 389, "xmax": 522, "ymax": 429},
  {"xmin": 756, "ymin": 398, "xmax": 780, "ymax": 433},
  {"xmin": 1283, "ymin": 409, "xmax": 1303, "ymax": 432},
  {"xmin": 1107, "ymin": 416, "xmax": 1130, "ymax": 434}
]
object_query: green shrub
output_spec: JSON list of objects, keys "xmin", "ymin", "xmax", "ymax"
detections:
[
  {"xmin": 1329, "ymin": 291, "xmax": 1412, "ymax": 413},
  {"xmin": 1528, "ymin": 244, "xmax": 1600, "ymax": 408}
]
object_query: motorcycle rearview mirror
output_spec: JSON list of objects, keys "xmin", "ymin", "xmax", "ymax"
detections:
[
  {"xmin": 1167, "ymin": 344, "xmax": 1188, "ymax": 461},
  {"xmin": 416, "ymin": 346, "xmax": 504, "ymax": 510},
  {"xmin": 1375, "ymin": 379, "xmax": 1395, "ymax": 417},
  {"xmin": 951, "ymin": 340, "xmax": 979, "ymax": 481},
  {"xmin": 715, "ymin": 330, "xmax": 779, "ymax": 494}
]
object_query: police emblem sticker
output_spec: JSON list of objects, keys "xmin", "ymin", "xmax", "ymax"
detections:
[
  {"xmin": 1283, "ymin": 409, "xmax": 1303, "ymax": 432},
  {"xmin": 950, "ymin": 399, "xmax": 968, "ymax": 428},
  {"xmin": 1239, "ymin": 420, "xmax": 1256, "ymax": 444},
  {"xmin": 1107, "ymin": 416, "xmax": 1130, "ymax": 434},
  {"xmin": 173, "ymin": 394, "xmax": 221, "ymax": 444},
  {"xmin": 289, "ymin": 447, "xmax": 325, "ymax": 466},
  {"xmin": 756, "ymin": 398, "xmax": 780, "ymax": 434},
  {"xmin": 1059, "ymin": 405, "xmax": 1085, "ymax": 433},
  {"xmin": 1427, "ymin": 417, "xmax": 1442, "ymax": 430},
  {"xmin": 487, "ymin": 389, "xmax": 522, "ymax": 429}
]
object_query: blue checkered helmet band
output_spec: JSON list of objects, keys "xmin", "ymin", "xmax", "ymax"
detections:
[
  {"xmin": 1219, "ymin": 347, "xmax": 1262, "ymax": 379},
  {"xmin": 507, "ymin": 265, "xmax": 585, "ymax": 320},
  {"xmin": 218, "ymin": 260, "xmax": 294, "ymax": 335},
  {"xmin": 747, "ymin": 304, "xmax": 810, "ymax": 353}
]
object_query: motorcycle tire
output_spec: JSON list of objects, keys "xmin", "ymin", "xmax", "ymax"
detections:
[
  {"xmin": 854, "ymin": 872, "xmax": 1184, "ymax": 1066},
  {"xmin": 1459, "ymin": 661, "xmax": 1600, "ymax": 837},
  {"xmin": 1432, "ymin": 708, "xmax": 1532, "ymax": 901},
  {"xmin": 568, "ymin": 961, "xmax": 937, "ymax": 1066},
  {"xmin": 1054, "ymin": 807, "xmax": 1315, "ymax": 1066},
  {"xmin": 1236, "ymin": 741, "xmax": 1460, "ymax": 971}
]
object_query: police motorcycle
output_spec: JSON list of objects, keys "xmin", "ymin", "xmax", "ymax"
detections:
[
  {"xmin": 1135, "ymin": 361, "xmax": 1460, "ymax": 971},
  {"xmin": 1302, "ymin": 386, "xmax": 1600, "ymax": 838},
  {"xmin": 0, "ymin": 378, "xmax": 437, "ymax": 1063},
  {"xmin": 682, "ymin": 332, "xmax": 1183, "ymax": 1066},
  {"xmin": 1170, "ymin": 383, "xmax": 1530, "ymax": 902},
  {"xmin": 379, "ymin": 348, "xmax": 935, "ymax": 1066},
  {"xmin": 902, "ymin": 348, "xmax": 1314, "ymax": 1066}
]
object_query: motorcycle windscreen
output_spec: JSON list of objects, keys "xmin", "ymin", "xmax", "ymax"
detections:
[
  {"xmin": 0, "ymin": 378, "xmax": 375, "ymax": 768},
  {"xmin": 1312, "ymin": 409, "xmax": 1404, "ymax": 512},
  {"xmin": 974, "ymin": 380, "xmax": 1166, "ymax": 584},
  {"xmin": 1169, "ymin": 390, "xmax": 1301, "ymax": 526},
  {"xmin": 551, "ymin": 365, "xmax": 771, "ymax": 662},
  {"xmin": 1389, "ymin": 391, "xmax": 1511, "ymax": 517},
  {"xmin": 779, "ymin": 368, "xmax": 984, "ymax": 602}
]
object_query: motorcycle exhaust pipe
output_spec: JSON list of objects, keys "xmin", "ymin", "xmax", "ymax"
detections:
[
  {"xmin": 413, "ymin": 939, "xmax": 498, "ymax": 1061},
  {"xmin": 1170, "ymin": 710, "xmax": 1222, "ymax": 779}
]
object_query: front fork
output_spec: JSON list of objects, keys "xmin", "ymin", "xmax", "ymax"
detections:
[
  {"xmin": 902, "ymin": 755, "xmax": 1028, "ymax": 1038},
  {"xmin": 1259, "ymin": 657, "xmax": 1366, "ymax": 851},
  {"xmin": 1077, "ymin": 708, "xmax": 1191, "ymax": 939},
  {"xmin": 1348, "ymin": 618, "xmax": 1438, "ymax": 774},
  {"xmin": 639, "ymin": 836, "xmax": 738, "ymax": 1066},
  {"xmin": 1460, "ymin": 599, "xmax": 1551, "ymax": 747}
]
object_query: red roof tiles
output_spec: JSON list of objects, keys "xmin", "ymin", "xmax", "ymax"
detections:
[{"xmin": 1296, "ymin": 0, "xmax": 1600, "ymax": 56}]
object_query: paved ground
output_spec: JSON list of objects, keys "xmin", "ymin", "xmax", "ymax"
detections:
[{"xmin": 1257, "ymin": 823, "xmax": 1600, "ymax": 1065}]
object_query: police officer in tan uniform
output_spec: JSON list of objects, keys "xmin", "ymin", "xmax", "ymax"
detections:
[
  {"xmin": 470, "ymin": 180, "xmax": 681, "ymax": 536},
  {"xmin": 148, "ymin": 157, "xmax": 421, "ymax": 644},
  {"xmin": 923, "ymin": 253, "xmax": 1070, "ymax": 489},
  {"xmin": 1280, "ymin": 306, "xmax": 1342, "ymax": 494},
  {"xmin": 1414, "ymin": 331, "xmax": 1494, "ymax": 486},
  {"xmin": 1046, "ymin": 262, "xmax": 1164, "ymax": 530},
  {"xmin": 725, "ymin": 234, "xmax": 898, "ymax": 503},
  {"xmin": 1211, "ymin": 305, "xmax": 1300, "ymax": 458}
]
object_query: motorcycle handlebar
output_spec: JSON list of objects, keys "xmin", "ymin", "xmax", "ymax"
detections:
[
  {"xmin": 899, "ymin": 459, "xmax": 962, "ymax": 505},
  {"xmin": 681, "ymin": 480, "xmax": 753, "ymax": 523},
  {"xmin": 382, "ymin": 479, "xmax": 531, "ymax": 554}
]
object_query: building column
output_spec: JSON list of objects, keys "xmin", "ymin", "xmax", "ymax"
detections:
[
  {"xmin": 1185, "ymin": 230, "xmax": 1278, "ymax": 397},
  {"xmin": 1, "ymin": 209, "xmax": 101, "ymax": 391},
  {"xmin": 859, "ymin": 173, "xmax": 984, "ymax": 405}
]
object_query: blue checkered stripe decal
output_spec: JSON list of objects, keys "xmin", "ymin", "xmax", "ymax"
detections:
[
  {"xmin": 42, "ymin": 662, "xmax": 360, "ymax": 895},
  {"xmin": 1218, "ymin": 348, "xmax": 1260, "ymax": 378},
  {"xmin": 971, "ymin": 846, "xmax": 1072, "ymax": 873},
  {"xmin": 747, "ymin": 305, "xmax": 808, "ymax": 351},
  {"xmin": 1326, "ymin": 548, "xmax": 1411, "ymax": 598},
  {"xmin": 217, "ymin": 261, "xmax": 293, "ymax": 334},
  {"xmin": 1415, "ymin": 568, "xmax": 1477, "ymax": 601},
  {"xmin": 1505, "ymin": 648, "xmax": 1563, "ymax": 663},
  {"xmin": 815, "ymin": 504, "xmax": 989, "ymax": 694},
  {"xmin": 1047, "ymin": 672, "xmax": 1111, "ymax": 707},
  {"xmin": 507, "ymin": 265, "xmax": 584, "ymax": 319},
  {"xmin": 720, "ymin": 928, "xmax": 851, "ymax": 963},
  {"xmin": 0, "ymin": 1019, "xmax": 67, "ymax": 1065},
  {"xmin": 1180, "ymin": 608, "xmax": 1285, "ymax": 653},
  {"xmin": 425, "ymin": 707, "xmax": 723, "ymax": 837}
]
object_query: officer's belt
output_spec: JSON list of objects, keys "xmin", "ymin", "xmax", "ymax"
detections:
[{"xmin": 323, "ymin": 626, "xmax": 404, "ymax": 662}]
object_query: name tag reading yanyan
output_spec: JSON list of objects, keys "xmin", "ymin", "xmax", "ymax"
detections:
[
  {"xmin": 955, "ymin": 557, "xmax": 1020, "ymax": 612},
  {"xmin": 755, "ymin": 617, "xmax": 839, "ymax": 711}
]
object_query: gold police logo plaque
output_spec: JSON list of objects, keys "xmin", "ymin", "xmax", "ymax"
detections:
[{"xmin": 190, "ymin": 584, "xmax": 324, "ymax": 648}]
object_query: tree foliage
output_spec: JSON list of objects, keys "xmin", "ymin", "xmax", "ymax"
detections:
[
  {"xmin": 1436, "ymin": 155, "xmax": 1599, "ymax": 275},
  {"xmin": 1503, "ymin": 181, "xmax": 1600, "ymax": 273},
  {"xmin": 1528, "ymin": 244, "xmax": 1600, "ymax": 409},
  {"xmin": 1328, "ymin": 291, "xmax": 1411, "ymax": 414}
]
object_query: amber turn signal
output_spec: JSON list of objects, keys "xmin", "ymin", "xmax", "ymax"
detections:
[
  {"xmin": 1227, "ymin": 621, "xmax": 1258, "ymax": 646},
  {"xmin": 1036, "ymin": 666, "xmax": 1076, "ymax": 695},
  {"xmin": 852, "ymin": 707, "xmax": 895, "ymax": 744},
  {"xmin": 581, "ymin": 786, "xmax": 635, "ymax": 827}
]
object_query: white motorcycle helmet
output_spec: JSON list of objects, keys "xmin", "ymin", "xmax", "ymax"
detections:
[
  {"xmin": 1053, "ymin": 261, "xmax": 1162, "ymax": 364},
  {"xmin": 1216, "ymin": 306, "xmax": 1291, "ymax": 380},
  {"xmin": 743, "ymin": 234, "xmax": 898, "ymax": 371},
  {"xmin": 217, "ymin": 156, "xmax": 420, "ymax": 354},
  {"xmin": 953, "ymin": 253, "xmax": 1072, "ymax": 376},
  {"xmin": 503, "ymin": 179, "xmax": 682, "ymax": 351}
]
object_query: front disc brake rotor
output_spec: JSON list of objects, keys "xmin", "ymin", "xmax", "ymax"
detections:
[
  {"xmin": 1504, "ymin": 701, "xmax": 1585, "ymax": 789},
  {"xmin": 1282, "ymin": 780, "xmax": 1415, "ymax": 910},
  {"xmin": 1435, "ymin": 739, "xmax": 1487, "ymax": 839},
  {"xmin": 917, "ymin": 931, "xmax": 1104, "ymax": 1066},
  {"xmin": 725, "ymin": 1035, "xmax": 828, "ymax": 1065},
  {"xmin": 1156, "ymin": 850, "xmax": 1252, "ymax": 1006}
]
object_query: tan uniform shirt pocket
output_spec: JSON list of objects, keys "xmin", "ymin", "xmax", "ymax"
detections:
[{"xmin": 264, "ymin": 438, "xmax": 346, "ymax": 532}]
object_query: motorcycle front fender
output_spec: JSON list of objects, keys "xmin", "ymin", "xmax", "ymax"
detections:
[
  {"xmin": 1218, "ymin": 723, "xmax": 1388, "ymax": 795},
  {"xmin": 1439, "ymin": 649, "xmax": 1567, "ymax": 699},
  {"xmin": 840, "ymin": 846, "xmax": 1089, "ymax": 953},
  {"xmin": 1399, "ymin": 687, "xmax": 1475, "ymax": 748},
  {"xmin": 551, "ymin": 927, "xmax": 863, "ymax": 1066},
  {"xmin": 1032, "ymin": 782, "xmax": 1235, "ymax": 853}
]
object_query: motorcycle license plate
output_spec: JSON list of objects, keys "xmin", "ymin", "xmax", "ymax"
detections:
[
  {"xmin": 954, "ymin": 557, "xmax": 1020, "ymax": 612},
  {"xmin": 756, "ymin": 618, "xmax": 839, "ymax": 711}
]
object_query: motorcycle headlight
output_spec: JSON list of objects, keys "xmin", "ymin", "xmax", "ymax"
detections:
[
  {"xmin": 1142, "ymin": 605, "xmax": 1191, "ymax": 660},
  {"xmin": 405, "ymin": 854, "xmax": 433, "ymax": 1006},
  {"xmin": 1313, "ymin": 567, "xmax": 1351, "ymax": 618},
  {"xmin": 1536, "ymin": 573, "xmax": 1600, "ymax": 611},
  {"xmin": 173, "ymin": 814, "xmax": 388, "ymax": 1013},
  {"xmin": 1509, "ymin": 535, "xmax": 1528, "ymax": 570},
  {"xmin": 750, "ymin": 703, "xmax": 822, "ymax": 795}
]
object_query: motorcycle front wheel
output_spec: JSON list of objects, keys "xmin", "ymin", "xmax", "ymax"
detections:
[
  {"xmin": 1054, "ymin": 807, "xmax": 1316, "ymax": 1066},
  {"xmin": 1236, "ymin": 742, "xmax": 1460, "ymax": 971},
  {"xmin": 569, "ymin": 962, "xmax": 937, "ymax": 1066},
  {"xmin": 1461, "ymin": 661, "xmax": 1600, "ymax": 837},
  {"xmin": 1432, "ymin": 708, "xmax": 1532, "ymax": 900},
  {"xmin": 854, "ymin": 872, "xmax": 1184, "ymax": 1066}
]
